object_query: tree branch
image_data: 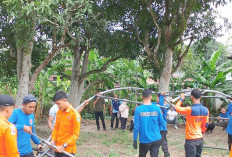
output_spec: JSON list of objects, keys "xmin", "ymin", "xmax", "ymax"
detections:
[
  {"xmin": 79, "ymin": 56, "xmax": 120, "ymax": 83},
  {"xmin": 136, "ymin": 29, "xmax": 143, "ymax": 43},
  {"xmin": 172, "ymin": 37, "xmax": 194, "ymax": 73},
  {"xmin": 143, "ymin": 28, "xmax": 152, "ymax": 57},
  {"xmin": 28, "ymin": 26, "xmax": 70, "ymax": 92},
  {"xmin": 172, "ymin": 36, "xmax": 194, "ymax": 47},
  {"xmin": 146, "ymin": 1, "xmax": 161, "ymax": 70},
  {"xmin": 84, "ymin": 80, "xmax": 104, "ymax": 91}
]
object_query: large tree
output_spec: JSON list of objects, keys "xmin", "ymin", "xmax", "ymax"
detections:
[
  {"xmin": 1, "ymin": 0, "xmax": 93, "ymax": 107},
  {"xmin": 100, "ymin": 0, "xmax": 228, "ymax": 92}
]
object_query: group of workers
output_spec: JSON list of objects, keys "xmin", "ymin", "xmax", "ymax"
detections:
[
  {"xmin": 0, "ymin": 91, "xmax": 89, "ymax": 157},
  {"xmin": 1, "ymin": 88, "xmax": 232, "ymax": 157},
  {"xmin": 133, "ymin": 89, "xmax": 232, "ymax": 157},
  {"xmin": 92, "ymin": 93, "xmax": 129, "ymax": 131}
]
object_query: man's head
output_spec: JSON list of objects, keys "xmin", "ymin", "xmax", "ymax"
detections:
[
  {"xmin": 114, "ymin": 94, "xmax": 118, "ymax": 98},
  {"xmin": 22, "ymin": 95, "xmax": 37, "ymax": 115},
  {"xmin": 142, "ymin": 89, "xmax": 152, "ymax": 101},
  {"xmin": 191, "ymin": 89, "xmax": 202, "ymax": 101},
  {"xmin": 0, "ymin": 95, "xmax": 15, "ymax": 119},
  {"xmin": 53, "ymin": 91, "xmax": 69, "ymax": 111},
  {"xmin": 220, "ymin": 108, "xmax": 226, "ymax": 114}
]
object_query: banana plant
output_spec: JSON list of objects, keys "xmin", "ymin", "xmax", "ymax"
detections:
[{"xmin": 185, "ymin": 48, "xmax": 232, "ymax": 91}]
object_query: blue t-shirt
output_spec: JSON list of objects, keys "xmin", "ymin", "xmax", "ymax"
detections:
[
  {"xmin": 153, "ymin": 95, "xmax": 170, "ymax": 131},
  {"xmin": 133, "ymin": 103, "xmax": 166, "ymax": 143},
  {"xmin": 8, "ymin": 109, "xmax": 40, "ymax": 156},
  {"xmin": 226, "ymin": 102, "xmax": 232, "ymax": 135},
  {"xmin": 219, "ymin": 112, "xmax": 230, "ymax": 118},
  {"xmin": 111, "ymin": 100, "xmax": 122, "ymax": 113}
]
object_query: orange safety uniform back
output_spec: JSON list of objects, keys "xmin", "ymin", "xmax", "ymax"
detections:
[
  {"xmin": 51, "ymin": 105, "xmax": 81, "ymax": 154},
  {"xmin": 230, "ymin": 145, "xmax": 232, "ymax": 157},
  {"xmin": 175, "ymin": 101, "xmax": 209, "ymax": 140},
  {"xmin": 0, "ymin": 115, "xmax": 19, "ymax": 157}
]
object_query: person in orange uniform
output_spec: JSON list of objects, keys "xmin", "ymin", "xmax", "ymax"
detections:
[
  {"xmin": 231, "ymin": 145, "xmax": 232, "ymax": 157},
  {"xmin": 175, "ymin": 89, "xmax": 209, "ymax": 157},
  {"xmin": 0, "ymin": 94, "xmax": 20, "ymax": 157},
  {"xmin": 51, "ymin": 91, "xmax": 85, "ymax": 157}
]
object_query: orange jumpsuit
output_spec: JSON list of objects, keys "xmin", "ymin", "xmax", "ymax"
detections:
[
  {"xmin": 175, "ymin": 100, "xmax": 209, "ymax": 140},
  {"xmin": 0, "ymin": 115, "xmax": 19, "ymax": 157},
  {"xmin": 51, "ymin": 105, "xmax": 81, "ymax": 154}
]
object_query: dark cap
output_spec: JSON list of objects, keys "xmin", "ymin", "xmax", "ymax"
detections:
[
  {"xmin": 0, "ymin": 95, "xmax": 15, "ymax": 106},
  {"xmin": 23, "ymin": 95, "xmax": 37, "ymax": 104}
]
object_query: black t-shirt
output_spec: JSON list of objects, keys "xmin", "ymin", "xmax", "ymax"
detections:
[{"xmin": 94, "ymin": 98, "xmax": 105, "ymax": 112}]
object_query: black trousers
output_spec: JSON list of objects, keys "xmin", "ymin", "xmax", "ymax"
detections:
[
  {"xmin": 228, "ymin": 134, "xmax": 232, "ymax": 151},
  {"xmin": 185, "ymin": 139, "xmax": 203, "ymax": 157},
  {"xmin": 139, "ymin": 139, "xmax": 162, "ymax": 157},
  {"xmin": 94, "ymin": 111, "xmax": 106, "ymax": 130},
  {"xmin": 55, "ymin": 152, "xmax": 75, "ymax": 157},
  {"xmin": 120, "ymin": 117, "xmax": 127, "ymax": 130},
  {"xmin": 160, "ymin": 130, "xmax": 169, "ymax": 154},
  {"xmin": 111, "ymin": 112, "xmax": 119, "ymax": 128},
  {"xmin": 20, "ymin": 152, "xmax": 34, "ymax": 157}
]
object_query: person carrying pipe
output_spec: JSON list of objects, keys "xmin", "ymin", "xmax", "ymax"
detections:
[
  {"xmin": 51, "ymin": 91, "xmax": 83, "ymax": 157},
  {"xmin": 175, "ymin": 89, "xmax": 209, "ymax": 157},
  {"xmin": 155, "ymin": 93, "xmax": 170, "ymax": 157},
  {"xmin": 133, "ymin": 89, "xmax": 166, "ymax": 157},
  {"xmin": 8, "ymin": 94, "xmax": 43, "ymax": 157}
]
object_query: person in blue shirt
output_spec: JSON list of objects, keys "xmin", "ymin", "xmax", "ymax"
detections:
[
  {"xmin": 8, "ymin": 95, "xmax": 42, "ymax": 157},
  {"xmin": 110, "ymin": 94, "xmax": 122, "ymax": 130},
  {"xmin": 217, "ymin": 107, "xmax": 230, "ymax": 130},
  {"xmin": 133, "ymin": 89, "xmax": 166, "ymax": 157},
  {"xmin": 226, "ymin": 99, "xmax": 232, "ymax": 151},
  {"xmin": 155, "ymin": 93, "xmax": 170, "ymax": 157}
]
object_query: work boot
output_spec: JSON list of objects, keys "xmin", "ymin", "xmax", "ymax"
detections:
[{"xmin": 164, "ymin": 152, "xmax": 170, "ymax": 157}]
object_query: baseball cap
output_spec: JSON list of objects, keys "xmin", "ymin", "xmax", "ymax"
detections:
[
  {"xmin": 0, "ymin": 95, "xmax": 15, "ymax": 106},
  {"xmin": 23, "ymin": 95, "xmax": 37, "ymax": 104}
]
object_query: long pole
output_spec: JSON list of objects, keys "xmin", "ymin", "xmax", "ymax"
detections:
[
  {"xmin": 31, "ymin": 133, "xmax": 75, "ymax": 157},
  {"xmin": 203, "ymin": 146, "xmax": 228, "ymax": 150},
  {"xmin": 96, "ymin": 95, "xmax": 168, "ymax": 109},
  {"xmin": 77, "ymin": 87, "xmax": 144, "ymax": 110}
]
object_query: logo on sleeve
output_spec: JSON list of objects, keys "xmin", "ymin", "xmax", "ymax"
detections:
[
  {"xmin": 77, "ymin": 115, "xmax": 80, "ymax": 122},
  {"xmin": 10, "ymin": 126, "xmax": 16, "ymax": 135}
]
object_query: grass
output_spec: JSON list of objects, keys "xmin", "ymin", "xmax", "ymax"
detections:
[{"xmin": 76, "ymin": 130, "xmax": 137, "ymax": 156}]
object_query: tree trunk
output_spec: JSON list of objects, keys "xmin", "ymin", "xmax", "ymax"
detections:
[
  {"xmin": 15, "ymin": 42, "xmax": 33, "ymax": 107},
  {"xmin": 74, "ymin": 81, "xmax": 85, "ymax": 108},
  {"xmin": 68, "ymin": 40, "xmax": 82, "ymax": 107},
  {"xmin": 158, "ymin": 48, "xmax": 173, "ymax": 92}
]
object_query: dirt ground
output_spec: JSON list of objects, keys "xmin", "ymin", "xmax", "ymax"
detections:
[{"xmin": 35, "ymin": 119, "xmax": 230, "ymax": 157}]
